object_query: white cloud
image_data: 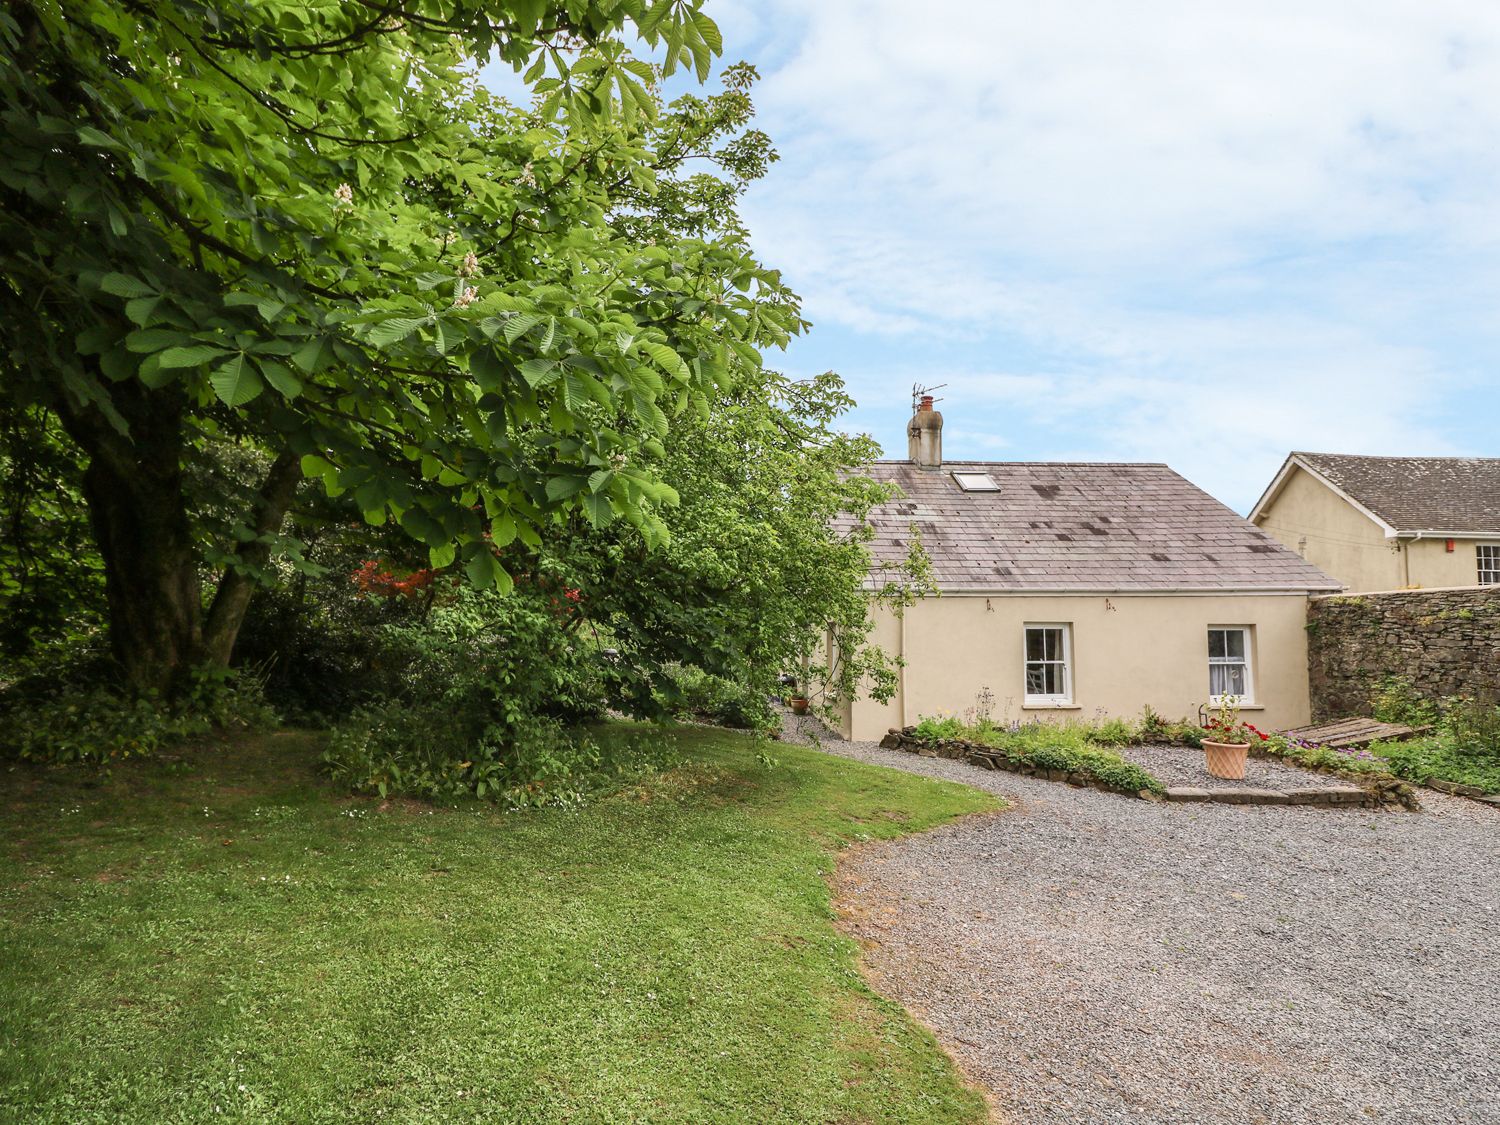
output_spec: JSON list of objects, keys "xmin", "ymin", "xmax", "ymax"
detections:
[{"xmin": 709, "ymin": 0, "xmax": 1500, "ymax": 507}]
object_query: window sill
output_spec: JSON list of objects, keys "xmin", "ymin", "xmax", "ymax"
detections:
[
  {"xmin": 1022, "ymin": 702, "xmax": 1082, "ymax": 710},
  {"xmin": 1209, "ymin": 702, "xmax": 1264, "ymax": 711}
]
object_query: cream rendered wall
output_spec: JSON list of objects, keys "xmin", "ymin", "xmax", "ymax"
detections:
[
  {"xmin": 842, "ymin": 592, "xmax": 1314, "ymax": 741},
  {"xmin": 1402, "ymin": 537, "xmax": 1500, "ymax": 588},
  {"xmin": 1253, "ymin": 467, "xmax": 1396, "ymax": 592},
  {"xmin": 1254, "ymin": 466, "xmax": 1500, "ymax": 591}
]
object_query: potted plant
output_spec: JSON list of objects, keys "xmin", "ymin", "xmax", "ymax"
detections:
[
  {"xmin": 781, "ymin": 673, "xmax": 811, "ymax": 714},
  {"xmin": 1200, "ymin": 696, "xmax": 1269, "ymax": 780}
]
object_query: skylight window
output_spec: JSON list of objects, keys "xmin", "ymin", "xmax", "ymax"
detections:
[{"xmin": 952, "ymin": 472, "xmax": 1000, "ymax": 492}]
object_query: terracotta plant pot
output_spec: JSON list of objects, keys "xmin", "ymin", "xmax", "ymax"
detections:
[
  {"xmin": 1202, "ymin": 739, "xmax": 1250, "ymax": 780},
  {"xmin": 789, "ymin": 696, "xmax": 810, "ymax": 715}
]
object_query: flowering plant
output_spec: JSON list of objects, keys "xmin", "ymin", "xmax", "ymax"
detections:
[{"xmin": 1202, "ymin": 695, "xmax": 1270, "ymax": 745}]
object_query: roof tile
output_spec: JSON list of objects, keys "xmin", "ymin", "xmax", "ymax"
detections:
[{"xmin": 844, "ymin": 460, "xmax": 1340, "ymax": 593}]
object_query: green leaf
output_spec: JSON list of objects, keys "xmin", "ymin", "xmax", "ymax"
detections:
[
  {"xmin": 429, "ymin": 541, "xmax": 457, "ymax": 569},
  {"xmin": 366, "ymin": 317, "xmax": 426, "ymax": 347},
  {"xmin": 136, "ymin": 353, "xmax": 174, "ymax": 388},
  {"xmin": 642, "ymin": 341, "xmax": 691, "ymax": 380},
  {"xmin": 158, "ymin": 344, "xmax": 229, "ymax": 369},
  {"xmin": 259, "ymin": 360, "xmax": 303, "ymax": 398},
  {"xmin": 123, "ymin": 296, "xmax": 163, "ymax": 326},
  {"xmin": 76, "ymin": 125, "xmax": 119, "ymax": 148},
  {"xmin": 502, "ymin": 313, "xmax": 543, "ymax": 344},
  {"xmin": 224, "ymin": 291, "xmax": 287, "ymax": 320},
  {"xmin": 209, "ymin": 353, "xmax": 263, "ymax": 406},
  {"xmin": 545, "ymin": 475, "xmax": 587, "ymax": 502},
  {"xmin": 124, "ymin": 328, "xmax": 189, "ymax": 354},
  {"xmin": 518, "ymin": 357, "xmax": 557, "ymax": 387},
  {"xmin": 99, "ymin": 273, "xmax": 155, "ymax": 299},
  {"xmin": 466, "ymin": 548, "xmax": 499, "ymax": 587},
  {"xmin": 581, "ymin": 492, "xmax": 615, "ymax": 528},
  {"xmin": 471, "ymin": 348, "xmax": 507, "ymax": 391},
  {"xmin": 489, "ymin": 514, "xmax": 517, "ymax": 548},
  {"xmin": 292, "ymin": 337, "xmax": 333, "ymax": 373},
  {"xmin": 692, "ymin": 10, "xmax": 723, "ymax": 54}
]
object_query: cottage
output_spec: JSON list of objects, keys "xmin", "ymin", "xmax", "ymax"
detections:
[
  {"xmin": 836, "ymin": 400, "xmax": 1339, "ymax": 741},
  {"xmin": 1249, "ymin": 453, "xmax": 1500, "ymax": 593}
]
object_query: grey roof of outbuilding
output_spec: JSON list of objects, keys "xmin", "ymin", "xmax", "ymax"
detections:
[
  {"xmin": 1278, "ymin": 453, "xmax": 1500, "ymax": 534},
  {"xmin": 851, "ymin": 460, "xmax": 1341, "ymax": 593}
]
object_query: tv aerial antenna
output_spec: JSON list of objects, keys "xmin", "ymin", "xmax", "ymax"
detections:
[{"xmin": 911, "ymin": 382, "xmax": 947, "ymax": 413}]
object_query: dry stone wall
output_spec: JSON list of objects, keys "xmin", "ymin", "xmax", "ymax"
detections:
[{"xmin": 1307, "ymin": 586, "xmax": 1500, "ymax": 720}]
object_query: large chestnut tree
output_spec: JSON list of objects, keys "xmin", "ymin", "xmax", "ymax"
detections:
[{"xmin": 1, "ymin": 0, "xmax": 801, "ymax": 693}]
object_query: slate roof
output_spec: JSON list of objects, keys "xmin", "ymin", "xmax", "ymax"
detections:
[
  {"xmin": 1283, "ymin": 453, "xmax": 1500, "ymax": 535},
  {"xmin": 849, "ymin": 460, "xmax": 1341, "ymax": 593}
]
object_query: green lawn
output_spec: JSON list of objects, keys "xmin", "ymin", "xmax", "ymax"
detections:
[{"xmin": 0, "ymin": 725, "xmax": 996, "ymax": 1124}]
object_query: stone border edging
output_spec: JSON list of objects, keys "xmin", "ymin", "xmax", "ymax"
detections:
[
  {"xmin": 1162, "ymin": 785, "xmax": 1373, "ymax": 807},
  {"xmin": 880, "ymin": 729, "xmax": 1159, "ymax": 800},
  {"xmin": 880, "ymin": 729, "xmax": 1414, "ymax": 810},
  {"xmin": 1245, "ymin": 747, "xmax": 1424, "ymax": 810}
]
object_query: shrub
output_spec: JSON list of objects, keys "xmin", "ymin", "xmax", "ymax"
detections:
[
  {"xmin": 912, "ymin": 715, "xmax": 965, "ymax": 741},
  {"xmin": 1439, "ymin": 695, "xmax": 1500, "ymax": 758},
  {"xmin": 909, "ymin": 714, "xmax": 1164, "ymax": 794},
  {"xmin": 1370, "ymin": 735, "xmax": 1500, "ymax": 794},
  {"xmin": 0, "ymin": 667, "xmax": 277, "ymax": 767},
  {"xmin": 1091, "ymin": 717, "xmax": 1136, "ymax": 746},
  {"xmin": 1371, "ymin": 676, "xmax": 1439, "ymax": 727},
  {"xmin": 322, "ymin": 708, "xmax": 680, "ymax": 806},
  {"xmin": 659, "ymin": 665, "xmax": 773, "ymax": 731},
  {"xmin": 1013, "ymin": 741, "xmax": 1163, "ymax": 794}
]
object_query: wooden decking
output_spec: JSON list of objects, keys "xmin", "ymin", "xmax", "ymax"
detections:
[{"xmin": 1280, "ymin": 717, "xmax": 1428, "ymax": 748}]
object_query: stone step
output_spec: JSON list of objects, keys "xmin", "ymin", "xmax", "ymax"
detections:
[{"xmin": 1164, "ymin": 785, "xmax": 1371, "ymax": 807}]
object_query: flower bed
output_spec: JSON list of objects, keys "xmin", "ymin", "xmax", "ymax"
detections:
[{"xmin": 880, "ymin": 726, "xmax": 1165, "ymax": 798}]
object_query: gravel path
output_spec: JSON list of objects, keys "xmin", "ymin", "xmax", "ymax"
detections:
[
  {"xmin": 800, "ymin": 728, "xmax": 1500, "ymax": 1124},
  {"xmin": 1115, "ymin": 741, "xmax": 1342, "ymax": 791}
]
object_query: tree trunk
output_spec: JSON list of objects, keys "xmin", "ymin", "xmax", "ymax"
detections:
[
  {"xmin": 201, "ymin": 448, "xmax": 301, "ymax": 666},
  {"xmin": 63, "ymin": 391, "xmax": 203, "ymax": 695},
  {"xmin": 54, "ymin": 383, "xmax": 301, "ymax": 695}
]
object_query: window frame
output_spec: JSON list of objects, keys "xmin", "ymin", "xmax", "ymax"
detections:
[
  {"xmin": 1023, "ymin": 623, "xmax": 1072, "ymax": 705},
  {"xmin": 1478, "ymin": 544, "xmax": 1500, "ymax": 586},
  {"xmin": 952, "ymin": 471, "xmax": 1000, "ymax": 492},
  {"xmin": 1207, "ymin": 626, "xmax": 1254, "ymax": 705}
]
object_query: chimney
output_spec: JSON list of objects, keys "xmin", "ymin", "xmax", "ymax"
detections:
[{"xmin": 907, "ymin": 394, "xmax": 943, "ymax": 469}]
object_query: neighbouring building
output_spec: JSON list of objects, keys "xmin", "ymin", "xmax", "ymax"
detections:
[
  {"xmin": 1249, "ymin": 453, "xmax": 1500, "ymax": 593},
  {"xmin": 835, "ymin": 398, "xmax": 1340, "ymax": 741}
]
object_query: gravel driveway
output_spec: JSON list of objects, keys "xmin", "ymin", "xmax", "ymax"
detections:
[{"xmin": 808, "ymin": 731, "xmax": 1500, "ymax": 1125}]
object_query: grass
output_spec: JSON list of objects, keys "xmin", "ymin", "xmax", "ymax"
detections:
[{"xmin": 0, "ymin": 724, "xmax": 997, "ymax": 1124}]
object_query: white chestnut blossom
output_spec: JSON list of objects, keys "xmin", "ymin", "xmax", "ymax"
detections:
[
  {"xmin": 455, "ymin": 286, "xmax": 478, "ymax": 308},
  {"xmin": 459, "ymin": 251, "xmax": 480, "ymax": 278},
  {"xmin": 333, "ymin": 182, "xmax": 353, "ymax": 206}
]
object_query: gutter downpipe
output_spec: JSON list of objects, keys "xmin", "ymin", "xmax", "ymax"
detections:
[{"xmin": 897, "ymin": 603, "xmax": 907, "ymax": 729}]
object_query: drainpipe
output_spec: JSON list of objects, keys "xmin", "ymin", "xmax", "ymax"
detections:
[{"xmin": 897, "ymin": 604, "xmax": 907, "ymax": 728}]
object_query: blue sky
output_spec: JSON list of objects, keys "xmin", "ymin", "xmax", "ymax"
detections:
[{"xmin": 498, "ymin": 1, "xmax": 1500, "ymax": 512}]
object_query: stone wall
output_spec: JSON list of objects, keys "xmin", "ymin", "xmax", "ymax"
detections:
[{"xmin": 1307, "ymin": 586, "xmax": 1500, "ymax": 721}]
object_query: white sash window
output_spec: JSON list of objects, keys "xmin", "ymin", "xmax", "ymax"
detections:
[
  {"xmin": 1024, "ymin": 624, "xmax": 1072, "ymax": 704},
  {"xmin": 1208, "ymin": 627, "xmax": 1252, "ymax": 703}
]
